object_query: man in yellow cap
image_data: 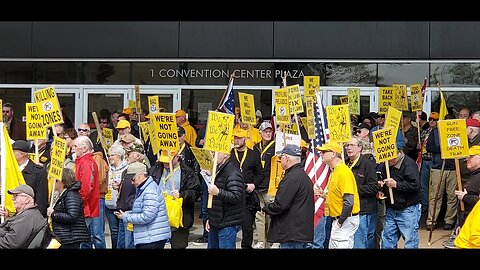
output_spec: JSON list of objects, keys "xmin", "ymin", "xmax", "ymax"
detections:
[
  {"xmin": 231, "ymin": 127, "xmax": 264, "ymax": 249},
  {"xmin": 175, "ymin": 109, "xmax": 197, "ymax": 147},
  {"xmin": 315, "ymin": 141, "xmax": 359, "ymax": 248},
  {"xmin": 442, "ymin": 145, "xmax": 480, "ymax": 248},
  {"xmin": 233, "ymin": 120, "xmax": 262, "ymax": 149}
]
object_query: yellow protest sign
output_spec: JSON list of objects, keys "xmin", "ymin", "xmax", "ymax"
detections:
[
  {"xmin": 33, "ymin": 86, "xmax": 64, "ymax": 127},
  {"xmin": 372, "ymin": 127, "xmax": 397, "ymax": 163},
  {"xmin": 340, "ymin": 96, "xmax": 349, "ymax": 105},
  {"xmin": 300, "ymin": 117, "xmax": 308, "ymax": 129},
  {"xmin": 326, "ymin": 105, "xmax": 351, "ymax": 143},
  {"xmin": 102, "ymin": 128, "xmax": 114, "ymax": 150},
  {"xmin": 285, "ymin": 123, "xmax": 299, "ymax": 135},
  {"xmin": 238, "ymin": 92, "xmax": 256, "ymax": 125},
  {"xmin": 128, "ymin": 100, "xmax": 136, "ymax": 110},
  {"xmin": 410, "ymin": 84, "xmax": 423, "ymax": 111},
  {"xmin": 393, "ymin": 84, "xmax": 409, "ymax": 111},
  {"xmin": 438, "ymin": 119, "xmax": 469, "ymax": 159},
  {"xmin": 378, "ymin": 87, "xmax": 394, "ymax": 114},
  {"xmin": 304, "ymin": 76, "xmax": 320, "ymax": 102},
  {"xmin": 138, "ymin": 122, "xmax": 150, "ymax": 141},
  {"xmin": 287, "ymin": 84, "xmax": 303, "ymax": 114},
  {"xmin": 26, "ymin": 103, "xmax": 46, "ymax": 140},
  {"xmin": 135, "ymin": 85, "xmax": 141, "ymax": 113},
  {"xmin": 148, "ymin": 96, "xmax": 160, "ymax": 114},
  {"xmin": 148, "ymin": 122, "xmax": 160, "ymax": 155},
  {"xmin": 0, "ymin": 99, "xmax": 2, "ymax": 112},
  {"xmin": 268, "ymin": 155, "xmax": 285, "ymax": 196},
  {"xmin": 275, "ymin": 88, "xmax": 290, "ymax": 124},
  {"xmin": 190, "ymin": 147, "xmax": 214, "ymax": 171},
  {"xmin": 152, "ymin": 113, "xmax": 179, "ymax": 151},
  {"xmin": 305, "ymin": 98, "xmax": 315, "ymax": 139},
  {"xmin": 204, "ymin": 111, "xmax": 235, "ymax": 154},
  {"xmin": 348, "ymin": 88, "xmax": 360, "ymax": 115},
  {"xmin": 48, "ymin": 137, "xmax": 67, "ymax": 181},
  {"xmin": 385, "ymin": 106, "xmax": 402, "ymax": 131}
]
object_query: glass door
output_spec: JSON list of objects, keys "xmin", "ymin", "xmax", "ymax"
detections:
[
  {"xmin": 84, "ymin": 88, "xmax": 129, "ymax": 129},
  {"xmin": 138, "ymin": 87, "xmax": 180, "ymax": 114},
  {"xmin": 325, "ymin": 87, "xmax": 378, "ymax": 118}
]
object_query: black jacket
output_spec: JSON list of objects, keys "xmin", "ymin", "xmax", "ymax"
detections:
[
  {"xmin": 459, "ymin": 168, "xmax": 480, "ymax": 226},
  {"xmin": 264, "ymin": 163, "xmax": 314, "ymax": 243},
  {"xmin": 427, "ymin": 128, "xmax": 455, "ymax": 170},
  {"xmin": 148, "ymin": 161, "xmax": 201, "ymax": 228},
  {"xmin": 379, "ymin": 154, "xmax": 421, "ymax": 210},
  {"xmin": 254, "ymin": 140, "xmax": 275, "ymax": 192},
  {"xmin": 348, "ymin": 155, "xmax": 378, "ymax": 214},
  {"xmin": 208, "ymin": 158, "xmax": 245, "ymax": 229},
  {"xmin": 116, "ymin": 170, "xmax": 136, "ymax": 211},
  {"xmin": 22, "ymin": 160, "xmax": 49, "ymax": 217},
  {"xmin": 180, "ymin": 143, "xmax": 200, "ymax": 175},
  {"xmin": 230, "ymin": 148, "xmax": 264, "ymax": 212},
  {"xmin": 51, "ymin": 182, "xmax": 91, "ymax": 245}
]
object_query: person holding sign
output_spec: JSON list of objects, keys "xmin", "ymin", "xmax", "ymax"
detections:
[
  {"xmin": 12, "ymin": 140, "xmax": 49, "ymax": 218},
  {"xmin": 263, "ymin": 144, "xmax": 313, "ymax": 249},
  {"xmin": 175, "ymin": 110, "xmax": 197, "ymax": 147},
  {"xmin": 148, "ymin": 150, "xmax": 200, "ymax": 249},
  {"xmin": 206, "ymin": 152, "xmax": 245, "ymax": 249},
  {"xmin": 2, "ymin": 102, "xmax": 26, "ymax": 141},
  {"xmin": 378, "ymin": 149, "xmax": 421, "ymax": 248},
  {"xmin": 315, "ymin": 141, "xmax": 360, "ymax": 249},
  {"xmin": 370, "ymin": 114, "xmax": 405, "ymax": 150},
  {"xmin": 230, "ymin": 128, "xmax": 264, "ymax": 249}
]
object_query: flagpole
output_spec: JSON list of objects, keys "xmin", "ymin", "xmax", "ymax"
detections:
[
  {"xmin": 0, "ymin": 123, "xmax": 6, "ymax": 223},
  {"xmin": 217, "ymin": 74, "xmax": 235, "ymax": 110}
]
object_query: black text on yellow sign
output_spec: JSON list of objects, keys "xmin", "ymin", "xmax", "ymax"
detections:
[
  {"xmin": 379, "ymin": 87, "xmax": 394, "ymax": 114},
  {"xmin": 26, "ymin": 103, "xmax": 46, "ymax": 140},
  {"xmin": 204, "ymin": 111, "xmax": 235, "ymax": 154},
  {"xmin": 153, "ymin": 113, "xmax": 179, "ymax": 150},
  {"xmin": 33, "ymin": 86, "xmax": 63, "ymax": 126},
  {"xmin": 372, "ymin": 127, "xmax": 397, "ymax": 163},
  {"xmin": 438, "ymin": 119, "xmax": 469, "ymax": 159},
  {"xmin": 49, "ymin": 137, "xmax": 67, "ymax": 180}
]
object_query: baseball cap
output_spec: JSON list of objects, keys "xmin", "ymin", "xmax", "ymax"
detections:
[
  {"xmin": 429, "ymin": 112, "xmax": 439, "ymax": 120},
  {"xmin": 8, "ymin": 184, "xmax": 34, "ymax": 199},
  {"xmin": 276, "ymin": 144, "xmax": 302, "ymax": 157},
  {"xmin": 175, "ymin": 109, "xmax": 186, "ymax": 117},
  {"xmin": 469, "ymin": 145, "xmax": 480, "ymax": 156},
  {"xmin": 316, "ymin": 141, "xmax": 343, "ymax": 154},
  {"xmin": 12, "ymin": 140, "xmax": 30, "ymax": 153},
  {"xmin": 122, "ymin": 108, "xmax": 133, "ymax": 115},
  {"xmin": 466, "ymin": 118, "xmax": 480, "ymax": 127},
  {"xmin": 116, "ymin": 120, "xmax": 131, "ymax": 129},
  {"xmin": 126, "ymin": 162, "xmax": 147, "ymax": 175},
  {"xmin": 125, "ymin": 142, "xmax": 145, "ymax": 154},
  {"xmin": 158, "ymin": 150, "xmax": 178, "ymax": 163},
  {"xmin": 120, "ymin": 134, "xmax": 136, "ymax": 144},
  {"xmin": 233, "ymin": 128, "xmax": 248, "ymax": 138},
  {"xmin": 259, "ymin": 122, "xmax": 273, "ymax": 132},
  {"xmin": 354, "ymin": 123, "xmax": 371, "ymax": 131}
]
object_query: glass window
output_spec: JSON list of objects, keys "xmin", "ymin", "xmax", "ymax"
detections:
[
  {"xmin": 34, "ymin": 62, "xmax": 81, "ymax": 84},
  {"xmin": 181, "ymin": 88, "xmax": 272, "ymax": 130},
  {"xmin": 331, "ymin": 95, "xmax": 371, "ymax": 120},
  {"xmin": 325, "ymin": 63, "xmax": 376, "ymax": 86},
  {"xmin": 431, "ymin": 90, "xmax": 480, "ymax": 117},
  {"xmin": 0, "ymin": 62, "xmax": 33, "ymax": 84},
  {"xmin": 0, "ymin": 88, "xmax": 31, "ymax": 123},
  {"xmin": 133, "ymin": 62, "xmax": 181, "ymax": 85},
  {"xmin": 430, "ymin": 63, "xmax": 480, "ymax": 86},
  {"xmin": 378, "ymin": 63, "xmax": 429, "ymax": 86},
  {"xmin": 139, "ymin": 94, "xmax": 174, "ymax": 113},
  {"xmin": 87, "ymin": 93, "xmax": 125, "ymax": 128},
  {"xmin": 83, "ymin": 62, "xmax": 130, "ymax": 84}
]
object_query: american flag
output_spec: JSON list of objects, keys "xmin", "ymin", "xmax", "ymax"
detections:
[
  {"xmin": 304, "ymin": 95, "xmax": 331, "ymax": 226},
  {"xmin": 218, "ymin": 76, "xmax": 235, "ymax": 115}
]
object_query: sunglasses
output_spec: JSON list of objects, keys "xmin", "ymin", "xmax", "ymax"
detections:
[
  {"xmin": 100, "ymin": 121, "xmax": 108, "ymax": 124},
  {"xmin": 78, "ymin": 128, "xmax": 90, "ymax": 132},
  {"xmin": 428, "ymin": 118, "xmax": 438, "ymax": 121},
  {"xmin": 355, "ymin": 130, "xmax": 362, "ymax": 134},
  {"xmin": 2, "ymin": 110, "xmax": 10, "ymax": 113}
]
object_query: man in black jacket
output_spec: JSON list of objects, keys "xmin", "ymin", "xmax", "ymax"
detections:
[
  {"xmin": 206, "ymin": 152, "xmax": 245, "ymax": 249},
  {"xmin": 230, "ymin": 128, "xmax": 264, "ymax": 249},
  {"xmin": 12, "ymin": 140, "xmax": 49, "ymax": 217},
  {"xmin": 378, "ymin": 149, "xmax": 421, "ymax": 248},
  {"xmin": 264, "ymin": 144, "xmax": 314, "ymax": 249}
]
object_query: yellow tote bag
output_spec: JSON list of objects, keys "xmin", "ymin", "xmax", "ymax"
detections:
[{"xmin": 164, "ymin": 193, "xmax": 183, "ymax": 228}]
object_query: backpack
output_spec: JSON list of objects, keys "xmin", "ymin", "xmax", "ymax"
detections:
[{"xmin": 22, "ymin": 219, "xmax": 52, "ymax": 249}]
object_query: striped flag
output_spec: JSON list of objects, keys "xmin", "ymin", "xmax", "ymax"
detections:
[
  {"xmin": 217, "ymin": 76, "xmax": 235, "ymax": 115},
  {"xmin": 304, "ymin": 94, "xmax": 330, "ymax": 226}
]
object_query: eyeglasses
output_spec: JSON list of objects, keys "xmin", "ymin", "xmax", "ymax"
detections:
[
  {"xmin": 2, "ymin": 110, "xmax": 10, "ymax": 113},
  {"xmin": 77, "ymin": 128, "xmax": 90, "ymax": 132},
  {"xmin": 378, "ymin": 115, "xmax": 386, "ymax": 118}
]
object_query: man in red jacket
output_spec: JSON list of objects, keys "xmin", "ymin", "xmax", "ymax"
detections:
[{"xmin": 73, "ymin": 135, "xmax": 102, "ymax": 248}]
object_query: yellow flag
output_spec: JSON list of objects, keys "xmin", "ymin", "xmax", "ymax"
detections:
[
  {"xmin": 439, "ymin": 91, "xmax": 448, "ymax": 121},
  {"xmin": 2, "ymin": 125, "xmax": 26, "ymax": 214},
  {"xmin": 455, "ymin": 200, "xmax": 480, "ymax": 248}
]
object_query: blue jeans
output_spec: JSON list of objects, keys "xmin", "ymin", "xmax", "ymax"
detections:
[
  {"xmin": 208, "ymin": 225, "xmax": 239, "ymax": 249},
  {"xmin": 420, "ymin": 160, "xmax": 432, "ymax": 212},
  {"xmin": 382, "ymin": 204, "xmax": 421, "ymax": 249},
  {"xmin": 307, "ymin": 216, "xmax": 332, "ymax": 249},
  {"xmin": 200, "ymin": 179, "xmax": 209, "ymax": 239},
  {"xmin": 104, "ymin": 207, "xmax": 119, "ymax": 249},
  {"xmin": 353, "ymin": 213, "xmax": 377, "ymax": 249},
  {"xmin": 117, "ymin": 219, "xmax": 135, "ymax": 249},
  {"xmin": 280, "ymin": 242, "xmax": 308, "ymax": 249},
  {"xmin": 85, "ymin": 198, "xmax": 106, "ymax": 249}
]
